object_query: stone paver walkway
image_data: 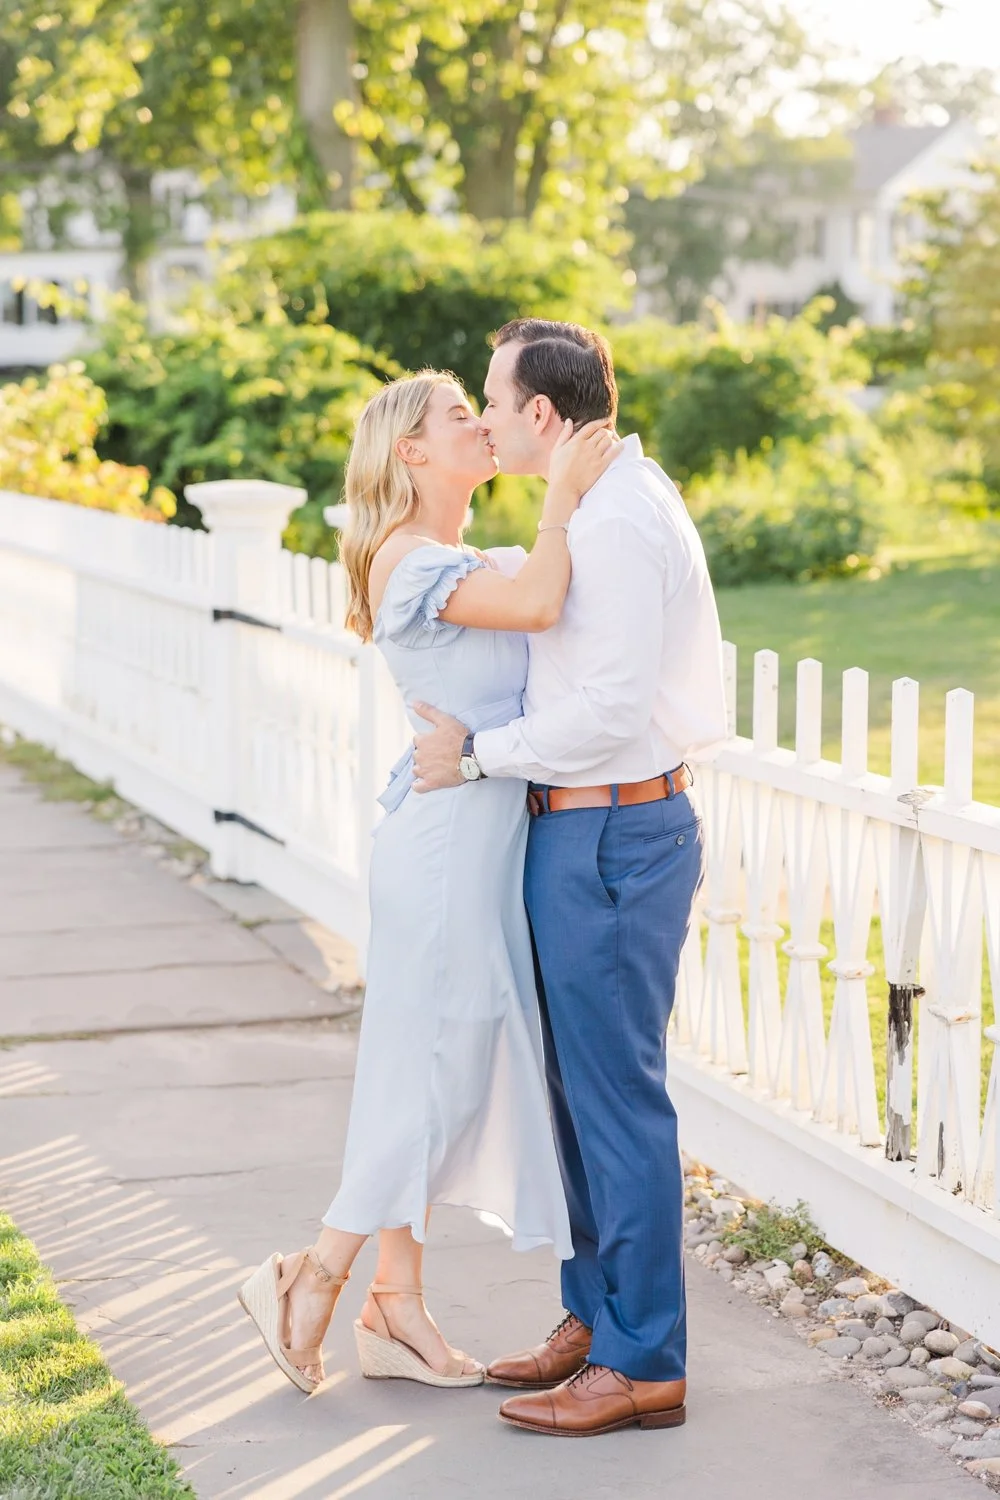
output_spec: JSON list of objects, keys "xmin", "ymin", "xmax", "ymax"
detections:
[{"xmin": 0, "ymin": 763, "xmax": 982, "ymax": 1499}]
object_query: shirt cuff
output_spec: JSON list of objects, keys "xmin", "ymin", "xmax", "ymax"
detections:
[{"xmin": 473, "ymin": 723, "xmax": 525, "ymax": 780}]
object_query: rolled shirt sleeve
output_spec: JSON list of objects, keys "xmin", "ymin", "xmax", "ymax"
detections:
[{"xmin": 474, "ymin": 517, "xmax": 665, "ymax": 782}]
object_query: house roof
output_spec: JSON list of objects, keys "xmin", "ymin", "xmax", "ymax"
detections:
[{"xmin": 849, "ymin": 123, "xmax": 949, "ymax": 194}]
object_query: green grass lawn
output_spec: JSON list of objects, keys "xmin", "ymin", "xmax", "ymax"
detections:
[
  {"xmin": 717, "ymin": 545, "xmax": 1000, "ymax": 806},
  {"xmin": 0, "ymin": 1215, "xmax": 194, "ymax": 1500}
]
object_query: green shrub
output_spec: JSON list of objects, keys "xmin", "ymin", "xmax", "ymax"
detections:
[
  {"xmin": 684, "ymin": 438, "xmax": 881, "ymax": 586},
  {"xmin": 85, "ymin": 294, "xmax": 384, "ymax": 546},
  {"xmin": 850, "ymin": 322, "xmax": 931, "ymax": 385},
  {"xmin": 0, "ymin": 363, "xmax": 174, "ymax": 521},
  {"xmin": 615, "ymin": 308, "xmax": 870, "ymax": 481},
  {"xmin": 218, "ymin": 210, "xmax": 629, "ymax": 398},
  {"xmin": 874, "ymin": 386, "xmax": 996, "ymax": 520}
]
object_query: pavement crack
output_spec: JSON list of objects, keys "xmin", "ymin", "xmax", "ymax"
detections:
[
  {"xmin": 0, "ymin": 1011, "xmax": 361, "ymax": 1047},
  {"xmin": 2, "ymin": 958, "xmax": 271, "ymax": 983},
  {"xmin": 99, "ymin": 1166, "xmax": 274, "ymax": 1185},
  {"xmin": 0, "ymin": 1076, "xmax": 349, "ymax": 1099},
  {"xmin": 1, "ymin": 919, "xmax": 231, "ymax": 940}
]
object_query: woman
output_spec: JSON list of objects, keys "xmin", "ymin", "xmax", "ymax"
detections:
[{"xmin": 239, "ymin": 369, "xmax": 618, "ymax": 1392}]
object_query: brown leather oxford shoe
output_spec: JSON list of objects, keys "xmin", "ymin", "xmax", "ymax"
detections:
[
  {"xmin": 498, "ymin": 1363, "xmax": 686, "ymax": 1437},
  {"xmin": 486, "ymin": 1312, "xmax": 592, "ymax": 1389}
]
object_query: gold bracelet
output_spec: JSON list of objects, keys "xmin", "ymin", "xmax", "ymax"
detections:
[{"xmin": 537, "ymin": 521, "xmax": 570, "ymax": 533}]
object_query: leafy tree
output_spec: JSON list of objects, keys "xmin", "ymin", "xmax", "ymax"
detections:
[
  {"xmin": 0, "ymin": 0, "xmax": 352, "ymax": 284},
  {"xmin": 625, "ymin": 53, "xmax": 1000, "ymax": 323},
  {"xmin": 0, "ymin": 363, "xmax": 174, "ymax": 518},
  {"xmin": 857, "ymin": 58, "xmax": 1000, "ymax": 128},
  {"xmin": 1, "ymin": 0, "xmax": 814, "ymax": 277},
  {"xmin": 626, "ymin": 130, "xmax": 853, "ymax": 320},
  {"xmin": 219, "ymin": 209, "xmax": 629, "ymax": 394},
  {"xmin": 902, "ymin": 163, "xmax": 1000, "ymax": 492},
  {"xmin": 344, "ymin": 0, "xmax": 810, "ymax": 235},
  {"xmin": 614, "ymin": 304, "xmax": 869, "ymax": 480},
  {"xmin": 84, "ymin": 293, "xmax": 383, "ymax": 547}
]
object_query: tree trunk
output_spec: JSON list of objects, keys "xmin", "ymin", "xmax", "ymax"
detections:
[
  {"xmin": 461, "ymin": 116, "xmax": 521, "ymax": 220},
  {"xmin": 296, "ymin": 0, "xmax": 355, "ymax": 209},
  {"xmin": 522, "ymin": 122, "xmax": 551, "ymax": 219},
  {"xmin": 121, "ymin": 168, "xmax": 155, "ymax": 299}
]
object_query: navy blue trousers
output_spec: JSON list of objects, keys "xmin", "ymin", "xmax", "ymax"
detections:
[{"xmin": 524, "ymin": 788, "xmax": 704, "ymax": 1382}]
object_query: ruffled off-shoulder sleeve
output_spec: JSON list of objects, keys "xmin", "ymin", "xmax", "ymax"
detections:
[{"xmin": 375, "ymin": 545, "xmax": 487, "ymax": 647}]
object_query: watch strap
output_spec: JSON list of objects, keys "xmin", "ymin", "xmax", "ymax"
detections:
[{"xmin": 461, "ymin": 732, "xmax": 486, "ymax": 778}]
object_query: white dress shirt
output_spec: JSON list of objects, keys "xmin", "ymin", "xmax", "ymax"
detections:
[{"xmin": 474, "ymin": 434, "xmax": 728, "ymax": 788}]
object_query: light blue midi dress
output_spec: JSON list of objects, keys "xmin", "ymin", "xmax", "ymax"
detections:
[{"xmin": 322, "ymin": 544, "xmax": 572, "ymax": 1257}]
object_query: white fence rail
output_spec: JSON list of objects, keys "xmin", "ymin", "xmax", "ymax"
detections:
[
  {"xmin": 1, "ymin": 481, "xmax": 998, "ymax": 1344},
  {"xmin": 0, "ymin": 482, "xmax": 409, "ymax": 960}
]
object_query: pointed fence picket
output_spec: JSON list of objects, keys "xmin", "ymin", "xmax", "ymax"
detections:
[
  {"xmin": 1, "ymin": 480, "xmax": 999, "ymax": 1343},
  {"xmin": 670, "ymin": 632, "xmax": 1000, "ymax": 1345}
]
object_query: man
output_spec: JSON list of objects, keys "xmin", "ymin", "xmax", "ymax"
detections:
[{"xmin": 412, "ymin": 319, "xmax": 727, "ymax": 1437}]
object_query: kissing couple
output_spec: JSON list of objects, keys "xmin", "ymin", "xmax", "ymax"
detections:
[{"xmin": 239, "ymin": 317, "xmax": 727, "ymax": 1437}]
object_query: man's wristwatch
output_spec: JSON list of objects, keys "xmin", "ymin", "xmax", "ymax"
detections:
[{"xmin": 459, "ymin": 732, "xmax": 486, "ymax": 782}]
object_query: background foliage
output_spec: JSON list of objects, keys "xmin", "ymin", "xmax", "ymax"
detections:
[
  {"xmin": 218, "ymin": 209, "xmax": 627, "ymax": 395},
  {"xmin": 903, "ymin": 162, "xmax": 1000, "ymax": 496},
  {"xmin": 59, "ymin": 207, "xmax": 995, "ymax": 582},
  {"xmin": 614, "ymin": 305, "xmax": 869, "ymax": 481},
  {"xmin": 3, "ymin": 0, "xmax": 1000, "ymax": 586},
  {"xmin": 85, "ymin": 295, "xmax": 383, "ymax": 547},
  {"xmin": 0, "ymin": 364, "xmax": 174, "ymax": 520}
]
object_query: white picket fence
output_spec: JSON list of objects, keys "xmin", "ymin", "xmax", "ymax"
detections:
[
  {"xmin": 1, "ymin": 480, "xmax": 998, "ymax": 1344},
  {"xmin": 0, "ymin": 481, "xmax": 409, "ymax": 958}
]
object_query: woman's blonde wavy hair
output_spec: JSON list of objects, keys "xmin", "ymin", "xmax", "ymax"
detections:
[{"xmin": 341, "ymin": 370, "xmax": 459, "ymax": 641}]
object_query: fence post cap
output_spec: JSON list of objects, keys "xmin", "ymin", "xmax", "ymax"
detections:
[
  {"xmin": 186, "ymin": 479, "xmax": 306, "ymax": 534},
  {"xmin": 324, "ymin": 503, "xmax": 350, "ymax": 530}
]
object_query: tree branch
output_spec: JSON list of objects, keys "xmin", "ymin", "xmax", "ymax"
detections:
[{"xmin": 364, "ymin": 132, "xmax": 428, "ymax": 214}]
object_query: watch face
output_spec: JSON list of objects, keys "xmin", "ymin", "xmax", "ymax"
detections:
[{"xmin": 459, "ymin": 756, "xmax": 481, "ymax": 782}]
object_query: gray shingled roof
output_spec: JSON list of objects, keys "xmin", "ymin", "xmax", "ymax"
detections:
[{"xmin": 850, "ymin": 123, "xmax": 949, "ymax": 194}]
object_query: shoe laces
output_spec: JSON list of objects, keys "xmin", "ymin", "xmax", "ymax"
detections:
[
  {"xmin": 566, "ymin": 1362, "xmax": 629, "ymax": 1392},
  {"xmin": 548, "ymin": 1311, "xmax": 580, "ymax": 1341},
  {"xmin": 566, "ymin": 1362, "xmax": 614, "ymax": 1392}
]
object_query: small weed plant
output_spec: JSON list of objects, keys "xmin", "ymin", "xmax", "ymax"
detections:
[{"xmin": 722, "ymin": 1199, "xmax": 828, "ymax": 1264}]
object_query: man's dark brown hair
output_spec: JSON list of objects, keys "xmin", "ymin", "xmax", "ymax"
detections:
[{"xmin": 490, "ymin": 318, "xmax": 618, "ymax": 428}]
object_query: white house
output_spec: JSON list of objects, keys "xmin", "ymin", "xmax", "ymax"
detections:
[
  {"xmin": 0, "ymin": 172, "xmax": 296, "ymax": 370},
  {"xmin": 721, "ymin": 116, "xmax": 988, "ymax": 326}
]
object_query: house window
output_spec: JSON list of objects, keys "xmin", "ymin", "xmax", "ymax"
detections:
[
  {"xmin": 853, "ymin": 211, "xmax": 874, "ymax": 265},
  {"xmin": 892, "ymin": 211, "xmax": 921, "ymax": 255},
  {"xmin": 161, "ymin": 184, "xmax": 189, "ymax": 235},
  {"xmin": 1, "ymin": 285, "xmax": 25, "ymax": 324},
  {"xmin": 0, "ymin": 283, "xmax": 60, "ymax": 325},
  {"xmin": 804, "ymin": 216, "xmax": 826, "ymax": 257},
  {"xmin": 758, "ymin": 298, "xmax": 803, "ymax": 320}
]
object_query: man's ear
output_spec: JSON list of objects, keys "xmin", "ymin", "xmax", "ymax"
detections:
[
  {"xmin": 530, "ymin": 393, "xmax": 558, "ymax": 433},
  {"xmin": 396, "ymin": 436, "xmax": 426, "ymax": 466}
]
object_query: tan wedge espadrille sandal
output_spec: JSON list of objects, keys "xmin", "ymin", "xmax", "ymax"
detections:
[
  {"xmin": 354, "ymin": 1283, "xmax": 485, "ymax": 1387},
  {"xmin": 238, "ymin": 1247, "xmax": 348, "ymax": 1393}
]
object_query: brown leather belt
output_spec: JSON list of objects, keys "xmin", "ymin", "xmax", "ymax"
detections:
[{"xmin": 527, "ymin": 764, "xmax": 693, "ymax": 817}]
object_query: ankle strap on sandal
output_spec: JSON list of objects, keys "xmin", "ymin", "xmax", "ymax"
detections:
[
  {"xmin": 370, "ymin": 1282, "xmax": 422, "ymax": 1296},
  {"xmin": 308, "ymin": 1248, "xmax": 349, "ymax": 1286}
]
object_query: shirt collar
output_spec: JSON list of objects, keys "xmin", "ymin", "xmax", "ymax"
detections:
[{"xmin": 607, "ymin": 431, "xmax": 642, "ymax": 472}]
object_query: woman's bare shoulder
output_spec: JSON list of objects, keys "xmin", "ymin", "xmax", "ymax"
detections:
[{"xmin": 368, "ymin": 533, "xmax": 439, "ymax": 612}]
